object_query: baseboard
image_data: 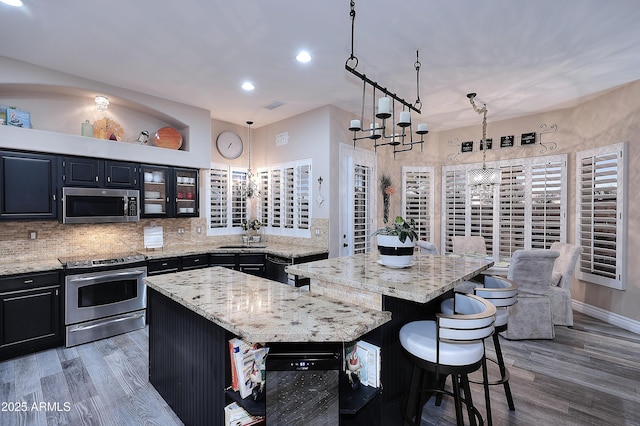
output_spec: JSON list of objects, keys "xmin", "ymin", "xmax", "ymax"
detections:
[{"xmin": 572, "ymin": 300, "xmax": 640, "ymax": 335}]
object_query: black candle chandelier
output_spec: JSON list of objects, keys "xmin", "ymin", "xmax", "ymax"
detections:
[{"xmin": 345, "ymin": 0, "xmax": 428, "ymax": 158}]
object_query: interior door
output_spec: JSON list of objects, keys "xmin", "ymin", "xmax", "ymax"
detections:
[{"xmin": 339, "ymin": 145, "xmax": 376, "ymax": 257}]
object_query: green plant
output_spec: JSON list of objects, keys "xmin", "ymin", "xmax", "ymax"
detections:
[
  {"xmin": 241, "ymin": 219, "xmax": 262, "ymax": 231},
  {"xmin": 371, "ymin": 216, "xmax": 418, "ymax": 243}
]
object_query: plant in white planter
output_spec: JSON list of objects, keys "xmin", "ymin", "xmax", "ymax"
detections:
[{"xmin": 372, "ymin": 216, "xmax": 418, "ymax": 267}]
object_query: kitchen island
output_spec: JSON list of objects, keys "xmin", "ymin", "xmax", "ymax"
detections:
[
  {"xmin": 143, "ymin": 267, "xmax": 391, "ymax": 425},
  {"xmin": 286, "ymin": 253, "xmax": 494, "ymax": 425}
]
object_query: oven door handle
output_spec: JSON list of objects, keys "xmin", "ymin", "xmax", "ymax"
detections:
[
  {"xmin": 68, "ymin": 312, "xmax": 145, "ymax": 332},
  {"xmin": 67, "ymin": 270, "xmax": 147, "ymax": 283}
]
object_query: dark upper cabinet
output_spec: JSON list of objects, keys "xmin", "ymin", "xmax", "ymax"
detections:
[
  {"xmin": 105, "ymin": 160, "xmax": 138, "ymax": 188},
  {"xmin": 141, "ymin": 165, "xmax": 198, "ymax": 218},
  {"xmin": 60, "ymin": 156, "xmax": 138, "ymax": 189},
  {"xmin": 0, "ymin": 151, "xmax": 58, "ymax": 220}
]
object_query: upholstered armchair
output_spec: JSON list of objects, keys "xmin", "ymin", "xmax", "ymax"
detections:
[
  {"xmin": 452, "ymin": 236, "xmax": 487, "ymax": 255},
  {"xmin": 549, "ymin": 242, "xmax": 583, "ymax": 326},
  {"xmin": 503, "ymin": 249, "xmax": 560, "ymax": 340}
]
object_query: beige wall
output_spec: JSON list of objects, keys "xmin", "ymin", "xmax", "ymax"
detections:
[{"xmin": 374, "ymin": 80, "xmax": 640, "ymax": 323}]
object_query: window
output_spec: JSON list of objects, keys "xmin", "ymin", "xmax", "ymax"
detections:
[
  {"xmin": 207, "ymin": 165, "xmax": 248, "ymax": 235},
  {"xmin": 258, "ymin": 159, "xmax": 312, "ymax": 237},
  {"xmin": 402, "ymin": 166, "xmax": 435, "ymax": 242},
  {"xmin": 442, "ymin": 154, "xmax": 567, "ymax": 258},
  {"xmin": 575, "ymin": 142, "xmax": 627, "ymax": 290}
]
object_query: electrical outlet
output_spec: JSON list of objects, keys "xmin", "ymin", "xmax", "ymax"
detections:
[
  {"xmin": 314, "ymin": 229, "xmax": 321, "ymax": 236},
  {"xmin": 196, "ymin": 227, "xmax": 202, "ymax": 234},
  {"xmin": 178, "ymin": 227, "xmax": 185, "ymax": 235},
  {"xmin": 29, "ymin": 230, "xmax": 37, "ymax": 240}
]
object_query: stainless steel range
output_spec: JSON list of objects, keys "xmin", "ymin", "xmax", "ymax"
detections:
[{"xmin": 60, "ymin": 253, "xmax": 147, "ymax": 347}]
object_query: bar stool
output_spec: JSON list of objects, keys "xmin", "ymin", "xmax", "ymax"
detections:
[
  {"xmin": 473, "ymin": 276, "xmax": 518, "ymax": 411},
  {"xmin": 400, "ymin": 293, "xmax": 496, "ymax": 426},
  {"xmin": 441, "ymin": 276, "xmax": 519, "ymax": 419}
]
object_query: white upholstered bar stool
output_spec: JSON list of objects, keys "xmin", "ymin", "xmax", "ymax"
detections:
[
  {"xmin": 400, "ymin": 293, "xmax": 496, "ymax": 426},
  {"xmin": 473, "ymin": 276, "xmax": 518, "ymax": 411}
]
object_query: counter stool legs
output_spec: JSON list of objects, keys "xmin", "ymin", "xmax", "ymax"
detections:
[{"xmin": 492, "ymin": 328, "xmax": 515, "ymax": 411}]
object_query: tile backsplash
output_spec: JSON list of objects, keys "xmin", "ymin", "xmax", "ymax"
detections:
[{"xmin": 0, "ymin": 218, "xmax": 329, "ymax": 262}]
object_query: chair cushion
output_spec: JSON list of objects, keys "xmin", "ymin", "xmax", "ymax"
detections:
[
  {"xmin": 400, "ymin": 321, "xmax": 486, "ymax": 366},
  {"xmin": 550, "ymin": 271, "xmax": 562, "ymax": 286}
]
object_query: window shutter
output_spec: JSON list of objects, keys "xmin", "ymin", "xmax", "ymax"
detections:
[
  {"xmin": 209, "ymin": 167, "xmax": 228, "ymax": 229},
  {"xmin": 284, "ymin": 167, "xmax": 295, "ymax": 228},
  {"xmin": 296, "ymin": 164, "xmax": 310, "ymax": 230},
  {"xmin": 576, "ymin": 143, "xmax": 626, "ymax": 289},
  {"xmin": 530, "ymin": 160, "xmax": 564, "ymax": 249},
  {"xmin": 353, "ymin": 162, "xmax": 372, "ymax": 254},
  {"xmin": 402, "ymin": 167, "xmax": 434, "ymax": 242},
  {"xmin": 258, "ymin": 170, "xmax": 269, "ymax": 227},
  {"xmin": 271, "ymin": 169, "xmax": 282, "ymax": 228},
  {"xmin": 498, "ymin": 164, "xmax": 526, "ymax": 257},
  {"xmin": 230, "ymin": 169, "xmax": 247, "ymax": 227},
  {"xmin": 443, "ymin": 169, "xmax": 467, "ymax": 253}
]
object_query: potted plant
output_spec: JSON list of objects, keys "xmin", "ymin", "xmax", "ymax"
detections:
[
  {"xmin": 241, "ymin": 219, "xmax": 262, "ymax": 242},
  {"xmin": 372, "ymin": 216, "xmax": 418, "ymax": 267}
]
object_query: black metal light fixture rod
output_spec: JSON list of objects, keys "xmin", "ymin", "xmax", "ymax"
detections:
[{"xmin": 345, "ymin": 64, "xmax": 422, "ymax": 115}]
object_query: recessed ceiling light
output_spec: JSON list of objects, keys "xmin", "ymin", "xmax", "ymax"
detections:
[
  {"xmin": 1, "ymin": 0, "xmax": 23, "ymax": 6},
  {"xmin": 241, "ymin": 81, "xmax": 255, "ymax": 91},
  {"xmin": 296, "ymin": 51, "xmax": 311, "ymax": 63}
]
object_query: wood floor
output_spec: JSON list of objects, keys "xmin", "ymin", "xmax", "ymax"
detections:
[{"xmin": 0, "ymin": 311, "xmax": 638, "ymax": 425}]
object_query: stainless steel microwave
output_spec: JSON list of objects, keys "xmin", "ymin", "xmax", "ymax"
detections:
[{"xmin": 62, "ymin": 187, "xmax": 140, "ymax": 224}]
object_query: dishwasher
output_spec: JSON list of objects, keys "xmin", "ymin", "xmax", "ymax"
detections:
[{"xmin": 265, "ymin": 254, "xmax": 294, "ymax": 285}]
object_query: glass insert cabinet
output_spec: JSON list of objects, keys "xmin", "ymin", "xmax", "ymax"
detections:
[{"xmin": 140, "ymin": 165, "xmax": 199, "ymax": 218}]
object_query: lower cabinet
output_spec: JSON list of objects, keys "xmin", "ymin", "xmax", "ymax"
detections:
[
  {"xmin": 147, "ymin": 258, "xmax": 180, "ymax": 275},
  {"xmin": 181, "ymin": 254, "xmax": 210, "ymax": 270},
  {"xmin": 238, "ymin": 254, "xmax": 266, "ymax": 277},
  {"xmin": 0, "ymin": 271, "xmax": 62, "ymax": 360}
]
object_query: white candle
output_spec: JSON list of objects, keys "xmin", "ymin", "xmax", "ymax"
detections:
[
  {"xmin": 378, "ymin": 97, "xmax": 391, "ymax": 115},
  {"xmin": 399, "ymin": 111, "xmax": 411, "ymax": 126},
  {"xmin": 417, "ymin": 123, "xmax": 428, "ymax": 132},
  {"xmin": 349, "ymin": 119, "xmax": 361, "ymax": 130},
  {"xmin": 369, "ymin": 122, "xmax": 381, "ymax": 136}
]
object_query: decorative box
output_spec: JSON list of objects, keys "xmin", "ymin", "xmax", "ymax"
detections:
[{"xmin": 6, "ymin": 107, "xmax": 31, "ymax": 128}]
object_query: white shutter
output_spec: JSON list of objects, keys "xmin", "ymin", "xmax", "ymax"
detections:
[
  {"xmin": 296, "ymin": 164, "xmax": 310, "ymax": 230},
  {"xmin": 353, "ymin": 162, "xmax": 372, "ymax": 254},
  {"xmin": 402, "ymin": 167, "xmax": 434, "ymax": 241},
  {"xmin": 443, "ymin": 169, "xmax": 467, "ymax": 253},
  {"xmin": 258, "ymin": 169, "xmax": 270, "ymax": 227},
  {"xmin": 271, "ymin": 169, "xmax": 282, "ymax": 228},
  {"xmin": 575, "ymin": 143, "xmax": 626, "ymax": 289},
  {"xmin": 230, "ymin": 169, "xmax": 247, "ymax": 227},
  {"xmin": 498, "ymin": 164, "xmax": 526, "ymax": 257},
  {"xmin": 284, "ymin": 167, "xmax": 295, "ymax": 228},
  {"xmin": 209, "ymin": 167, "xmax": 228, "ymax": 229},
  {"xmin": 530, "ymin": 159, "xmax": 564, "ymax": 249}
]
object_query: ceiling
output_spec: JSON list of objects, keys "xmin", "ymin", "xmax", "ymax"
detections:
[{"xmin": 1, "ymin": 0, "xmax": 640, "ymax": 131}]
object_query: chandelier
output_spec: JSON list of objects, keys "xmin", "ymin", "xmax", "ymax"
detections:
[
  {"xmin": 95, "ymin": 95, "xmax": 109, "ymax": 111},
  {"xmin": 345, "ymin": 0, "xmax": 428, "ymax": 159},
  {"xmin": 242, "ymin": 120, "xmax": 260, "ymax": 199},
  {"xmin": 466, "ymin": 93, "xmax": 500, "ymax": 199}
]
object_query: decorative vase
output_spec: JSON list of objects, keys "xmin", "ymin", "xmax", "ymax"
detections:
[{"xmin": 377, "ymin": 235, "xmax": 415, "ymax": 267}]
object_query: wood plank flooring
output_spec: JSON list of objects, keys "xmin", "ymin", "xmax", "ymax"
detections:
[{"xmin": 0, "ymin": 311, "xmax": 638, "ymax": 425}]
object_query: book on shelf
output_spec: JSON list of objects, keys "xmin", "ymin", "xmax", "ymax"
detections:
[
  {"xmin": 344, "ymin": 340, "xmax": 381, "ymax": 388},
  {"xmin": 224, "ymin": 402, "xmax": 265, "ymax": 426},
  {"xmin": 229, "ymin": 338, "xmax": 269, "ymax": 399}
]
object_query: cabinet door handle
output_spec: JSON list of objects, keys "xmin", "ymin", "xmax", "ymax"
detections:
[
  {"xmin": 23, "ymin": 279, "xmax": 34, "ymax": 284},
  {"xmin": 107, "ymin": 176, "xmax": 111, "ymax": 182}
]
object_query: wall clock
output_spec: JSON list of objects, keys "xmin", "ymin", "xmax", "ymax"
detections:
[{"xmin": 216, "ymin": 131, "xmax": 243, "ymax": 159}]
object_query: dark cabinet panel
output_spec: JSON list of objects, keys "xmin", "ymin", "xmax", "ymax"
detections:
[
  {"xmin": 0, "ymin": 271, "xmax": 62, "ymax": 360},
  {"xmin": 238, "ymin": 253, "xmax": 266, "ymax": 276},
  {"xmin": 105, "ymin": 161, "xmax": 138, "ymax": 188},
  {"xmin": 181, "ymin": 254, "xmax": 210, "ymax": 270},
  {"xmin": 147, "ymin": 258, "xmax": 180, "ymax": 276},
  {"xmin": 61, "ymin": 157, "xmax": 101, "ymax": 187},
  {"xmin": 210, "ymin": 253, "xmax": 237, "ymax": 269},
  {"xmin": 0, "ymin": 151, "xmax": 57, "ymax": 220}
]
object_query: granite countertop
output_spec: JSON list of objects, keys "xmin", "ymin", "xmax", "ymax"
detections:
[
  {"xmin": 0, "ymin": 259, "xmax": 64, "ymax": 276},
  {"xmin": 141, "ymin": 242, "xmax": 328, "ymax": 260},
  {"xmin": 144, "ymin": 266, "xmax": 391, "ymax": 343},
  {"xmin": 0, "ymin": 243, "xmax": 328, "ymax": 276},
  {"xmin": 286, "ymin": 253, "xmax": 494, "ymax": 304}
]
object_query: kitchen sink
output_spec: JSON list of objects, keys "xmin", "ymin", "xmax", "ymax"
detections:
[{"xmin": 218, "ymin": 244, "xmax": 267, "ymax": 249}]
